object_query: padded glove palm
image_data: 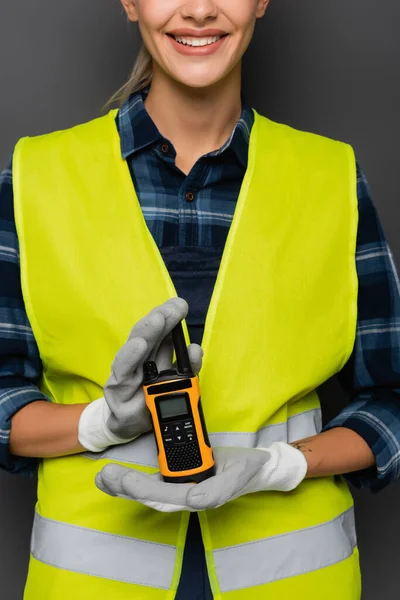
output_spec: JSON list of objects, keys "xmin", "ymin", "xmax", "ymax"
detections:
[{"xmin": 95, "ymin": 442, "xmax": 308, "ymax": 511}]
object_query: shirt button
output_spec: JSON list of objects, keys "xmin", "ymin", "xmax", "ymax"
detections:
[
  {"xmin": 186, "ymin": 191, "xmax": 195, "ymax": 202},
  {"xmin": 161, "ymin": 143, "xmax": 169, "ymax": 153}
]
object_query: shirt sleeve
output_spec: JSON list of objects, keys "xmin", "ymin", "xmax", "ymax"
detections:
[
  {"xmin": 323, "ymin": 162, "xmax": 400, "ymax": 492},
  {"xmin": 0, "ymin": 157, "xmax": 50, "ymax": 477}
]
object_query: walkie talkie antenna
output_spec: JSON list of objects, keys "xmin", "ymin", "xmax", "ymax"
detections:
[{"xmin": 172, "ymin": 322, "xmax": 193, "ymax": 377}]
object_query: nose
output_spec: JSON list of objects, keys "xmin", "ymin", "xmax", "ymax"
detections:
[{"xmin": 180, "ymin": 0, "xmax": 219, "ymax": 22}]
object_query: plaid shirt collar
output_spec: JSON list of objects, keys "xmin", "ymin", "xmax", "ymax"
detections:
[{"xmin": 117, "ymin": 84, "xmax": 254, "ymax": 169}]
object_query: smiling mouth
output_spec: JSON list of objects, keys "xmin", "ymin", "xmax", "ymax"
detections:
[{"xmin": 166, "ymin": 33, "xmax": 229, "ymax": 48}]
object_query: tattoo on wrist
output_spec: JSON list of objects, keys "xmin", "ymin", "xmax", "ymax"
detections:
[{"xmin": 291, "ymin": 442, "xmax": 313, "ymax": 453}]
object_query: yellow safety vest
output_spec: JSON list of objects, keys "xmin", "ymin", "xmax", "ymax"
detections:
[{"xmin": 13, "ymin": 108, "xmax": 360, "ymax": 600}]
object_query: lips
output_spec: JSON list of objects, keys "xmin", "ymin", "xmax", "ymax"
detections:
[
  {"xmin": 167, "ymin": 28, "xmax": 229, "ymax": 37},
  {"xmin": 166, "ymin": 33, "xmax": 228, "ymax": 56},
  {"xmin": 166, "ymin": 33, "xmax": 228, "ymax": 41}
]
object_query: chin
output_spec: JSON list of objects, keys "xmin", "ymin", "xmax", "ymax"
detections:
[{"xmin": 172, "ymin": 72, "xmax": 228, "ymax": 91}]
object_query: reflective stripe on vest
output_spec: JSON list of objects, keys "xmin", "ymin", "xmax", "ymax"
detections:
[
  {"xmin": 83, "ymin": 407, "xmax": 322, "ymax": 466},
  {"xmin": 31, "ymin": 506, "xmax": 356, "ymax": 591},
  {"xmin": 214, "ymin": 507, "xmax": 357, "ymax": 592},
  {"xmin": 31, "ymin": 512, "xmax": 175, "ymax": 589}
]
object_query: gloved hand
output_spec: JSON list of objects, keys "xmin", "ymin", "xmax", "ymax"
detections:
[
  {"xmin": 78, "ymin": 297, "xmax": 203, "ymax": 453},
  {"xmin": 95, "ymin": 442, "xmax": 308, "ymax": 512}
]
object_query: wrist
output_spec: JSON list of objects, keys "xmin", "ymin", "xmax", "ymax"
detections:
[
  {"xmin": 289, "ymin": 440, "xmax": 317, "ymax": 478},
  {"xmin": 78, "ymin": 397, "xmax": 131, "ymax": 453}
]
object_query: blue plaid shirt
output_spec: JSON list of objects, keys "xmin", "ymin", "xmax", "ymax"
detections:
[{"xmin": 1, "ymin": 85, "xmax": 400, "ymax": 493}]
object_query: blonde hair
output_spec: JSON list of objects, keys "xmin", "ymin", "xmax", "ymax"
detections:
[{"xmin": 108, "ymin": 42, "xmax": 153, "ymax": 107}]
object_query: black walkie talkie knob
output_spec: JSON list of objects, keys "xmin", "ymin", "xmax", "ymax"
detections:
[{"xmin": 143, "ymin": 361, "xmax": 159, "ymax": 384}]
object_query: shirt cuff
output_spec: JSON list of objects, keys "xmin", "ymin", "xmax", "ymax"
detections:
[
  {"xmin": 0, "ymin": 381, "xmax": 50, "ymax": 477},
  {"xmin": 323, "ymin": 394, "xmax": 400, "ymax": 493}
]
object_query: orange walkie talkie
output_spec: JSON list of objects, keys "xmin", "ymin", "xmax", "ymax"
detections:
[{"xmin": 143, "ymin": 322, "xmax": 215, "ymax": 483}]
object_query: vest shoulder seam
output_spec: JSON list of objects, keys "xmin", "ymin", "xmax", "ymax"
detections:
[
  {"xmin": 17, "ymin": 110, "xmax": 118, "ymax": 148},
  {"xmin": 255, "ymin": 112, "xmax": 351, "ymax": 150}
]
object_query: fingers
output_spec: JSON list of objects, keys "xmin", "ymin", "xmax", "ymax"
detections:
[
  {"xmin": 113, "ymin": 337, "xmax": 203, "ymax": 380},
  {"xmin": 128, "ymin": 298, "xmax": 188, "ymax": 358},
  {"xmin": 108, "ymin": 297, "xmax": 189, "ymax": 391},
  {"xmin": 187, "ymin": 344, "xmax": 203, "ymax": 374},
  {"xmin": 149, "ymin": 298, "xmax": 189, "ymax": 363},
  {"xmin": 154, "ymin": 337, "xmax": 174, "ymax": 372},
  {"xmin": 127, "ymin": 298, "xmax": 186, "ymax": 340},
  {"xmin": 105, "ymin": 298, "xmax": 202, "ymax": 415},
  {"xmin": 127, "ymin": 311, "xmax": 169, "ymax": 364},
  {"xmin": 96, "ymin": 464, "xmax": 129, "ymax": 497},
  {"xmin": 109, "ymin": 337, "xmax": 149, "ymax": 384},
  {"xmin": 141, "ymin": 499, "xmax": 194, "ymax": 513},
  {"xmin": 186, "ymin": 458, "xmax": 262, "ymax": 510},
  {"xmin": 96, "ymin": 464, "xmax": 194, "ymax": 511},
  {"xmin": 105, "ymin": 338, "xmax": 149, "ymax": 406},
  {"xmin": 166, "ymin": 343, "xmax": 203, "ymax": 374},
  {"xmin": 119, "ymin": 469, "xmax": 193, "ymax": 507}
]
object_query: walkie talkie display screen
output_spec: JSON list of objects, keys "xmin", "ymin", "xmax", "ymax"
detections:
[{"xmin": 158, "ymin": 395, "xmax": 189, "ymax": 419}]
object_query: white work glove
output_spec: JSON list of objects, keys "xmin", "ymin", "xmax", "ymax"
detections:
[
  {"xmin": 95, "ymin": 442, "xmax": 308, "ymax": 512},
  {"xmin": 78, "ymin": 298, "xmax": 203, "ymax": 453}
]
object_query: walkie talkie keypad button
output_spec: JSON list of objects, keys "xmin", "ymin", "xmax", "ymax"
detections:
[
  {"xmin": 183, "ymin": 420, "xmax": 194, "ymax": 431},
  {"xmin": 162, "ymin": 424, "xmax": 172, "ymax": 434},
  {"xmin": 172, "ymin": 423, "xmax": 183, "ymax": 434},
  {"xmin": 174, "ymin": 433, "xmax": 186, "ymax": 444},
  {"xmin": 186, "ymin": 432, "xmax": 195, "ymax": 443},
  {"xmin": 163, "ymin": 436, "xmax": 174, "ymax": 446}
]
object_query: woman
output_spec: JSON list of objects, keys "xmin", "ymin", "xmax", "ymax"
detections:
[{"xmin": 2, "ymin": 0, "xmax": 400, "ymax": 598}]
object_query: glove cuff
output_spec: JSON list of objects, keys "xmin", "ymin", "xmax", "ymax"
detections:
[
  {"xmin": 258, "ymin": 441, "xmax": 309, "ymax": 492},
  {"xmin": 78, "ymin": 397, "xmax": 132, "ymax": 452}
]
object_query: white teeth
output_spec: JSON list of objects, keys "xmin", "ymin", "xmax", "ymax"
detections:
[{"xmin": 174, "ymin": 36, "xmax": 221, "ymax": 47}]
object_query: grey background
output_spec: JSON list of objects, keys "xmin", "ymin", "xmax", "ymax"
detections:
[{"xmin": 0, "ymin": 0, "xmax": 399, "ymax": 598}]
